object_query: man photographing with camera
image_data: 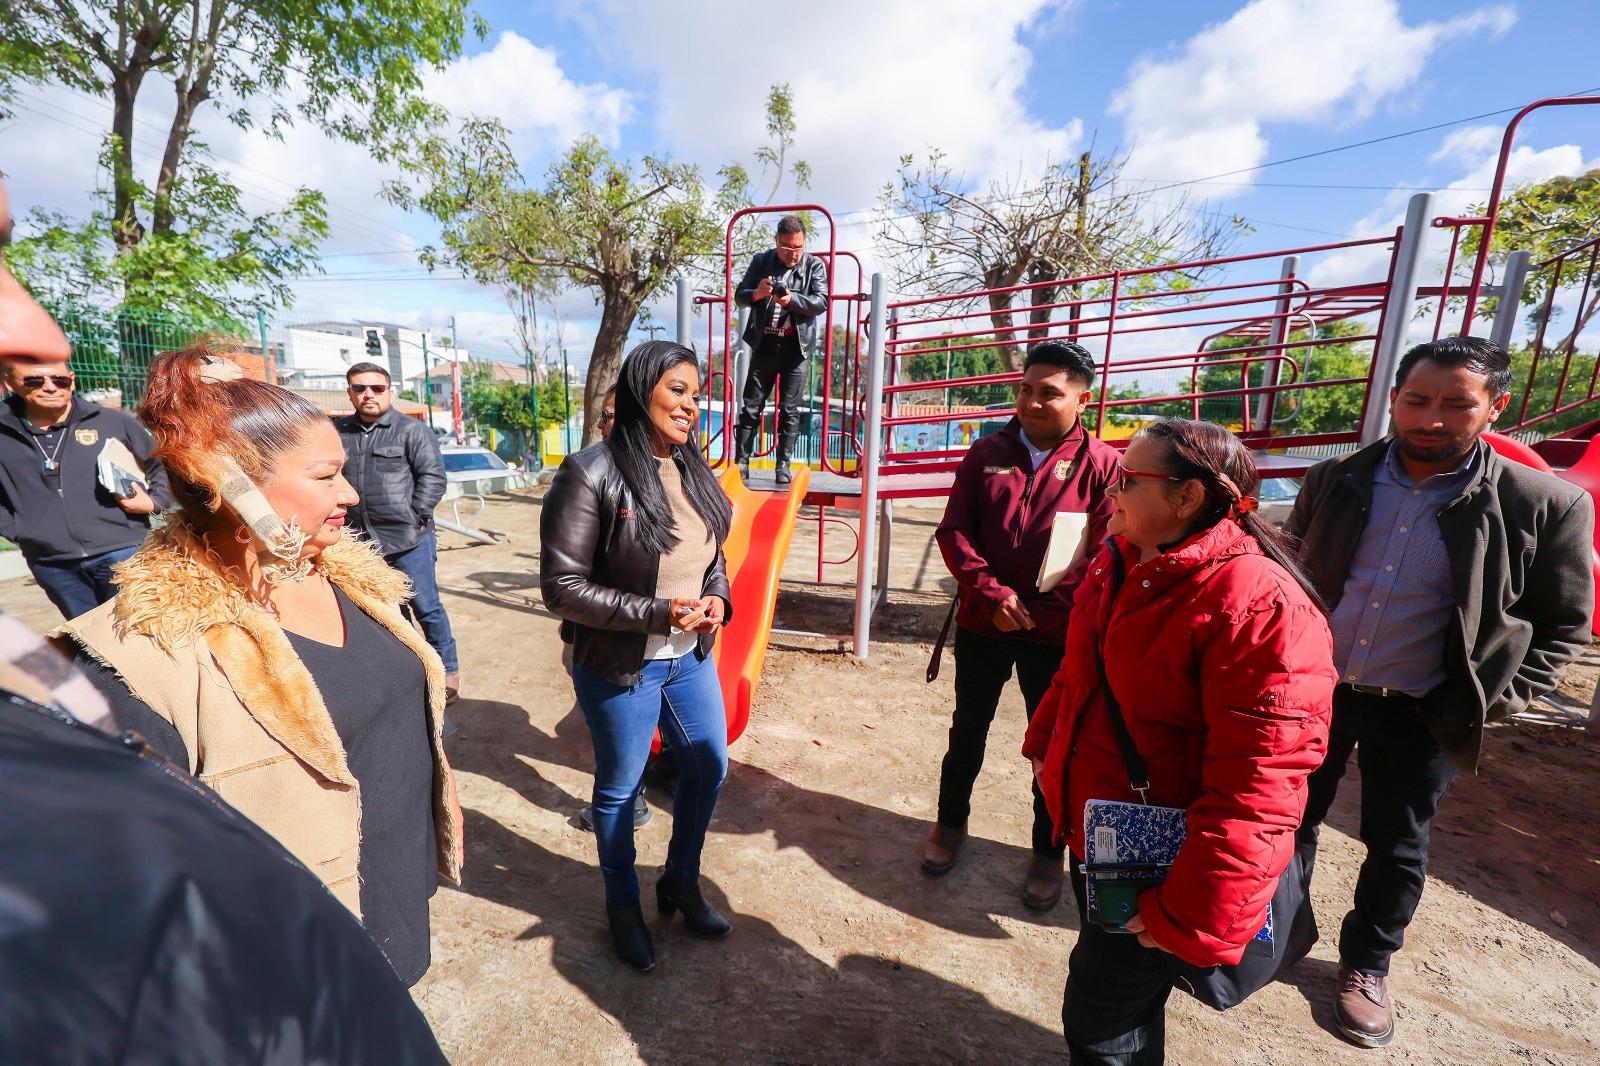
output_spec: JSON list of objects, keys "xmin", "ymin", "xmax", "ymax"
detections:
[{"xmin": 732, "ymin": 214, "xmax": 828, "ymax": 489}]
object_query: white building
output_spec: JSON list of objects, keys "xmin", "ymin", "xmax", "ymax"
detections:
[{"xmin": 280, "ymin": 321, "xmax": 467, "ymax": 391}]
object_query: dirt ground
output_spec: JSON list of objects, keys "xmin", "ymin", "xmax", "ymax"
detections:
[{"xmin": 4, "ymin": 490, "xmax": 1597, "ymax": 1064}]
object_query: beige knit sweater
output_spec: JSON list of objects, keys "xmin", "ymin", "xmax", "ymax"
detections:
[{"xmin": 644, "ymin": 455, "xmax": 716, "ymax": 659}]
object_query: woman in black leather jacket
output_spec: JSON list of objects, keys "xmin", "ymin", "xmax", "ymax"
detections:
[{"xmin": 540, "ymin": 341, "xmax": 734, "ymax": 972}]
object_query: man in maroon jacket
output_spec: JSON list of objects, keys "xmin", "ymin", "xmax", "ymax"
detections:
[{"xmin": 922, "ymin": 340, "xmax": 1121, "ymax": 909}]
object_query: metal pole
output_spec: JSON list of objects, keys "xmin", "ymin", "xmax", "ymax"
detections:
[
  {"xmin": 1361, "ymin": 193, "xmax": 1436, "ymax": 447},
  {"xmin": 255, "ymin": 309, "xmax": 272, "ymax": 384},
  {"xmin": 734, "ymin": 306, "xmax": 751, "ymax": 406},
  {"xmin": 526, "ymin": 342, "xmax": 539, "ymax": 471},
  {"xmin": 422, "ymin": 334, "xmax": 434, "ymax": 427},
  {"xmin": 1489, "ymin": 249, "xmax": 1533, "ymax": 350},
  {"xmin": 853, "ymin": 273, "xmax": 889, "ymax": 659},
  {"xmin": 676, "ymin": 277, "xmax": 692, "ymax": 348},
  {"xmin": 561, "ymin": 348, "xmax": 573, "ymax": 455},
  {"xmin": 1253, "ymin": 256, "xmax": 1299, "ymax": 431}
]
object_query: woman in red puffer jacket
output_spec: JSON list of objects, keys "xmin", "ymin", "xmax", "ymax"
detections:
[{"xmin": 1022, "ymin": 419, "xmax": 1335, "ymax": 1063}]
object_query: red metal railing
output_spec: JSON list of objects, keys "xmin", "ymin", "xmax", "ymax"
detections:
[
  {"xmin": 714, "ymin": 205, "xmax": 839, "ymax": 468},
  {"xmin": 878, "ymin": 233, "xmax": 1404, "ymax": 470},
  {"xmin": 1461, "ymin": 96, "xmax": 1600, "ymax": 330},
  {"xmin": 1508, "ymin": 234, "xmax": 1600, "ymax": 432}
]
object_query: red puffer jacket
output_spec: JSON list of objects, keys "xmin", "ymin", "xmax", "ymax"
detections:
[{"xmin": 1022, "ymin": 520, "xmax": 1336, "ymax": 967}]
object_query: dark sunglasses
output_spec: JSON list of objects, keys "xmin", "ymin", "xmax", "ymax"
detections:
[
  {"xmin": 348, "ymin": 383, "xmax": 390, "ymax": 394},
  {"xmin": 1116, "ymin": 465, "xmax": 1184, "ymax": 492},
  {"xmin": 20, "ymin": 374, "xmax": 73, "ymax": 390},
  {"xmin": 598, "ymin": 411, "xmax": 614, "ymax": 425}
]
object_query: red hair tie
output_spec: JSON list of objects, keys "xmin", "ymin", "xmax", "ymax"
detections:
[{"xmin": 1232, "ymin": 496, "xmax": 1259, "ymax": 520}]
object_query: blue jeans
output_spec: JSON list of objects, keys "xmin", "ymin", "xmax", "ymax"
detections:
[
  {"xmin": 572, "ymin": 651, "xmax": 728, "ymax": 907},
  {"xmin": 386, "ymin": 527, "xmax": 458, "ymax": 674},
  {"xmin": 29, "ymin": 544, "xmax": 141, "ymax": 620}
]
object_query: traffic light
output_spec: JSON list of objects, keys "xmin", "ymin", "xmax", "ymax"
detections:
[{"xmin": 364, "ymin": 329, "xmax": 382, "ymax": 360}]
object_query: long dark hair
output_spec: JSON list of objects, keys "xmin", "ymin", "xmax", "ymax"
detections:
[
  {"xmin": 1136, "ymin": 419, "xmax": 1325, "ymax": 611},
  {"xmin": 606, "ymin": 341, "xmax": 731, "ymax": 554}
]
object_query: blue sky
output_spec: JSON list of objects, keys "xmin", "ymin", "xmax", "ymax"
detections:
[{"xmin": 4, "ymin": 0, "xmax": 1598, "ymax": 364}]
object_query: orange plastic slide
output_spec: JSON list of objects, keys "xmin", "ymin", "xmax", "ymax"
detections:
[{"xmin": 710, "ymin": 465, "xmax": 810, "ymax": 744}]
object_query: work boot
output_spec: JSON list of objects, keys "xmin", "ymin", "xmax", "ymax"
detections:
[
  {"xmin": 444, "ymin": 673, "xmax": 461, "ymax": 707},
  {"xmin": 579, "ymin": 792, "xmax": 652, "ymax": 832},
  {"xmin": 774, "ymin": 465, "xmax": 792, "ymax": 491},
  {"xmin": 1021, "ymin": 852, "xmax": 1065, "ymax": 911},
  {"xmin": 1334, "ymin": 966, "xmax": 1395, "ymax": 1048},
  {"xmin": 920, "ymin": 823, "xmax": 967, "ymax": 876},
  {"xmin": 737, "ymin": 460, "xmax": 750, "ymax": 483}
]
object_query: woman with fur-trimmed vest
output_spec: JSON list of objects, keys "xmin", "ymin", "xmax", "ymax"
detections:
[{"xmin": 56, "ymin": 340, "xmax": 463, "ymax": 988}]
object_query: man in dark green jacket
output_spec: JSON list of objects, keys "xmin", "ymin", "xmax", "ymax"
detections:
[{"xmin": 1286, "ymin": 336, "xmax": 1593, "ymax": 1051}]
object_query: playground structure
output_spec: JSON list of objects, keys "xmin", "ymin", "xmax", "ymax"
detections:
[{"xmin": 680, "ymin": 97, "xmax": 1600, "ymax": 683}]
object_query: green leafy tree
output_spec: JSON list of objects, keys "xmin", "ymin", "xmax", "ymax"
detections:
[
  {"xmin": 389, "ymin": 122, "xmax": 746, "ymax": 444},
  {"xmin": 0, "ymin": 0, "xmax": 477, "ymax": 317},
  {"xmin": 1457, "ymin": 169, "xmax": 1600, "ymax": 349}
]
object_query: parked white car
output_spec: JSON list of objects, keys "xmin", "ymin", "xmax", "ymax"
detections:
[{"xmin": 439, "ymin": 445, "xmax": 529, "ymax": 497}]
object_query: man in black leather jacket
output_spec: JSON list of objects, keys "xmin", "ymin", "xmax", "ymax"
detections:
[
  {"xmin": 732, "ymin": 214, "xmax": 829, "ymax": 488},
  {"xmin": 335, "ymin": 361, "xmax": 460, "ymax": 701}
]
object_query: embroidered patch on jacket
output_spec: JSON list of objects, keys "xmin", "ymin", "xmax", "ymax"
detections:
[
  {"xmin": 1054, "ymin": 459, "xmax": 1074, "ymax": 481},
  {"xmin": 74, "ymin": 428, "xmax": 100, "ymax": 446},
  {"xmin": 983, "ymin": 466, "xmax": 1015, "ymax": 475}
]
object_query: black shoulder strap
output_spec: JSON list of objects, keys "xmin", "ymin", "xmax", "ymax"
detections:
[
  {"xmin": 926, "ymin": 592, "xmax": 960, "ymax": 683},
  {"xmin": 1093, "ymin": 544, "xmax": 1152, "ymax": 803}
]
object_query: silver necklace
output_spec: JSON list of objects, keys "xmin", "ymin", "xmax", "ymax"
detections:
[{"xmin": 27, "ymin": 422, "xmax": 67, "ymax": 471}]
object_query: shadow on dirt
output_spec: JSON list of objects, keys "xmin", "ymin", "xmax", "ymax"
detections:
[
  {"xmin": 459, "ymin": 808, "xmax": 1065, "ymax": 1065},
  {"xmin": 450, "ymin": 697, "xmax": 1075, "ymax": 945},
  {"xmin": 1307, "ymin": 720, "xmax": 1600, "ymax": 971}
]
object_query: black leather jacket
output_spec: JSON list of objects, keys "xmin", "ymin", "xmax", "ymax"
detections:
[
  {"xmin": 334, "ymin": 410, "xmax": 446, "ymax": 556},
  {"xmin": 539, "ymin": 442, "xmax": 733, "ymax": 686},
  {"xmin": 734, "ymin": 248, "xmax": 829, "ymax": 356}
]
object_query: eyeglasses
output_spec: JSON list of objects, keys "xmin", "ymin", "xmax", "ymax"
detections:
[
  {"xmin": 1115, "ymin": 465, "xmax": 1184, "ymax": 492},
  {"xmin": 348, "ymin": 383, "xmax": 389, "ymax": 394},
  {"xmin": 20, "ymin": 374, "xmax": 73, "ymax": 390}
]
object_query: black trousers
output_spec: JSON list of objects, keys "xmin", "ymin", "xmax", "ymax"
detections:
[
  {"xmin": 1062, "ymin": 868, "xmax": 1180, "ymax": 1065},
  {"xmin": 735, "ymin": 334, "xmax": 805, "ymax": 466},
  {"xmin": 936, "ymin": 626, "xmax": 1065, "ymax": 857},
  {"xmin": 1295, "ymin": 686, "xmax": 1460, "ymax": 976}
]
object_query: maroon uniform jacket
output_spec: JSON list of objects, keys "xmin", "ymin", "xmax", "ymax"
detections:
[{"xmin": 934, "ymin": 419, "xmax": 1121, "ymax": 645}]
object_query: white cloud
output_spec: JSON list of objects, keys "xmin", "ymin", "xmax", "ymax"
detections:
[
  {"xmin": 575, "ymin": 0, "xmax": 1084, "ymax": 217},
  {"xmin": 1309, "ymin": 130, "xmax": 1598, "ymax": 331},
  {"xmin": 422, "ymin": 31, "xmax": 632, "ymax": 155},
  {"xmin": 1113, "ymin": 0, "xmax": 1516, "ymax": 193}
]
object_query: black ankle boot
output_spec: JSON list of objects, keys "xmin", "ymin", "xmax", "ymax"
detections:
[
  {"xmin": 656, "ymin": 876, "xmax": 732, "ymax": 938},
  {"xmin": 606, "ymin": 904, "xmax": 656, "ymax": 971}
]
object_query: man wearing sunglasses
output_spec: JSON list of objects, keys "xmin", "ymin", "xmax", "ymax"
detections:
[
  {"xmin": 334, "ymin": 360, "xmax": 459, "ymax": 703},
  {"xmin": 922, "ymin": 339, "xmax": 1122, "ymax": 910},
  {"xmin": 0, "ymin": 348, "xmax": 172, "ymax": 620}
]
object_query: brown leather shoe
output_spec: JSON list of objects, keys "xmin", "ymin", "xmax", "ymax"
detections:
[
  {"xmin": 1334, "ymin": 966, "xmax": 1394, "ymax": 1048},
  {"xmin": 920, "ymin": 824, "xmax": 967, "ymax": 875},
  {"xmin": 444, "ymin": 673, "xmax": 462, "ymax": 707},
  {"xmin": 1022, "ymin": 853, "xmax": 1064, "ymax": 911}
]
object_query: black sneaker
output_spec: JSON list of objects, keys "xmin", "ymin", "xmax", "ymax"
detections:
[{"xmin": 774, "ymin": 467, "xmax": 792, "ymax": 491}]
